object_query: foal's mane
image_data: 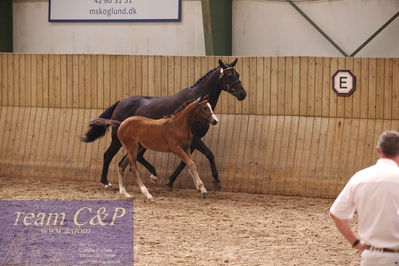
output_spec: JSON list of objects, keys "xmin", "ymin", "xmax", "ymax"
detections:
[{"xmin": 164, "ymin": 98, "xmax": 198, "ymax": 118}]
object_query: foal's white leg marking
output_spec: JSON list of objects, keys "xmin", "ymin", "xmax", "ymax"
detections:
[
  {"xmin": 104, "ymin": 183, "xmax": 112, "ymax": 188},
  {"xmin": 207, "ymin": 102, "xmax": 219, "ymax": 123},
  {"xmin": 120, "ymin": 187, "xmax": 132, "ymax": 198},
  {"xmin": 187, "ymin": 159, "xmax": 207, "ymax": 195},
  {"xmin": 207, "ymin": 103, "xmax": 218, "ymax": 120},
  {"xmin": 131, "ymin": 165, "xmax": 153, "ymax": 200},
  {"xmin": 118, "ymin": 166, "xmax": 132, "ymax": 198},
  {"xmin": 211, "ymin": 113, "xmax": 219, "ymax": 123},
  {"xmin": 173, "ymin": 147, "xmax": 208, "ymax": 196}
]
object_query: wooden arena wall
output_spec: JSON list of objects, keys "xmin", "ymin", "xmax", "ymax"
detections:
[{"xmin": 0, "ymin": 54, "xmax": 398, "ymax": 198}]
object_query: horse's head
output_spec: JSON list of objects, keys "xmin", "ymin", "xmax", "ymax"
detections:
[
  {"xmin": 218, "ymin": 59, "xmax": 247, "ymax": 101},
  {"xmin": 195, "ymin": 96, "xmax": 219, "ymax": 125}
]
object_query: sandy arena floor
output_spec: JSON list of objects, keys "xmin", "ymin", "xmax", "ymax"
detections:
[{"xmin": 0, "ymin": 176, "xmax": 359, "ymax": 266}]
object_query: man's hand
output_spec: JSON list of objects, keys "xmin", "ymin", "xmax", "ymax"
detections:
[
  {"xmin": 330, "ymin": 212, "xmax": 363, "ymax": 250},
  {"xmin": 355, "ymin": 239, "xmax": 367, "ymax": 252}
]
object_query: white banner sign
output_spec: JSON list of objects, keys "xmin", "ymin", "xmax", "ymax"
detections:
[{"xmin": 49, "ymin": 0, "xmax": 181, "ymax": 22}]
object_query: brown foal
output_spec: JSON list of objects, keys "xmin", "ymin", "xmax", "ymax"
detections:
[{"xmin": 89, "ymin": 97, "xmax": 219, "ymax": 200}]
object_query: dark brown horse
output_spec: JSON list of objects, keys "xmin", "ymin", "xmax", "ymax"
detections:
[
  {"xmin": 81, "ymin": 59, "xmax": 246, "ymax": 189},
  {"xmin": 89, "ymin": 98, "xmax": 219, "ymax": 200}
]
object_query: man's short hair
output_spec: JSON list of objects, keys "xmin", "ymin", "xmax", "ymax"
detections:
[{"xmin": 378, "ymin": 131, "xmax": 399, "ymax": 157}]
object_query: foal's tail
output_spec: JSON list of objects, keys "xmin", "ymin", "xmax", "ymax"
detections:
[
  {"xmin": 89, "ymin": 118, "xmax": 121, "ymax": 128},
  {"xmin": 80, "ymin": 101, "xmax": 120, "ymax": 143}
]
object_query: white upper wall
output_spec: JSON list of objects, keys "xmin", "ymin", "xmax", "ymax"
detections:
[
  {"xmin": 233, "ymin": 0, "xmax": 399, "ymax": 57},
  {"xmin": 13, "ymin": 0, "xmax": 399, "ymax": 57},
  {"xmin": 13, "ymin": 0, "xmax": 205, "ymax": 55}
]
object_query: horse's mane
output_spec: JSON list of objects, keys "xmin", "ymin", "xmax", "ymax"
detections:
[
  {"xmin": 163, "ymin": 98, "xmax": 198, "ymax": 118},
  {"xmin": 190, "ymin": 67, "xmax": 219, "ymax": 88}
]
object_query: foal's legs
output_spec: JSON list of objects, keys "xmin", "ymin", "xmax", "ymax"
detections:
[
  {"xmin": 120, "ymin": 149, "xmax": 158, "ymax": 183},
  {"xmin": 167, "ymin": 137, "xmax": 221, "ymax": 190},
  {"xmin": 125, "ymin": 145, "xmax": 153, "ymax": 200},
  {"xmin": 130, "ymin": 162, "xmax": 154, "ymax": 201},
  {"xmin": 117, "ymin": 154, "xmax": 132, "ymax": 198},
  {"xmin": 104, "ymin": 138, "xmax": 157, "ymax": 188},
  {"xmin": 172, "ymin": 146, "xmax": 208, "ymax": 198},
  {"xmin": 165, "ymin": 149, "xmax": 192, "ymax": 190}
]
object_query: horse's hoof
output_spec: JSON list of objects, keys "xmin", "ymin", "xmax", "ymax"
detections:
[
  {"xmin": 104, "ymin": 183, "xmax": 112, "ymax": 189},
  {"xmin": 213, "ymin": 182, "xmax": 222, "ymax": 191},
  {"xmin": 202, "ymin": 192, "xmax": 208, "ymax": 199},
  {"xmin": 148, "ymin": 174, "xmax": 158, "ymax": 184},
  {"xmin": 165, "ymin": 184, "xmax": 173, "ymax": 192},
  {"xmin": 124, "ymin": 193, "xmax": 132, "ymax": 198},
  {"xmin": 147, "ymin": 197, "xmax": 155, "ymax": 202}
]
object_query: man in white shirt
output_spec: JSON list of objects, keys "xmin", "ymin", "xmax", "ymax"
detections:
[{"xmin": 330, "ymin": 130, "xmax": 399, "ymax": 266}]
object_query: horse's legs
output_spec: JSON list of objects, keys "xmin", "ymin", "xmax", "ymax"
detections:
[
  {"xmin": 193, "ymin": 137, "xmax": 221, "ymax": 190},
  {"xmin": 117, "ymin": 155, "xmax": 132, "ymax": 198},
  {"xmin": 101, "ymin": 131, "xmax": 122, "ymax": 187},
  {"xmin": 136, "ymin": 148, "xmax": 158, "ymax": 183},
  {"xmin": 166, "ymin": 160, "xmax": 187, "ymax": 190},
  {"xmin": 172, "ymin": 146, "xmax": 208, "ymax": 198}
]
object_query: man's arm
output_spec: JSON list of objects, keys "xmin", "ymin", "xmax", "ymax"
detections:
[{"xmin": 330, "ymin": 212, "xmax": 367, "ymax": 251}]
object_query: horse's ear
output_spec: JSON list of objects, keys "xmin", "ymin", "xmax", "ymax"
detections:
[
  {"xmin": 197, "ymin": 95, "xmax": 209, "ymax": 105},
  {"xmin": 219, "ymin": 59, "xmax": 228, "ymax": 69},
  {"xmin": 200, "ymin": 94, "xmax": 210, "ymax": 102},
  {"xmin": 230, "ymin": 58, "xmax": 238, "ymax": 67}
]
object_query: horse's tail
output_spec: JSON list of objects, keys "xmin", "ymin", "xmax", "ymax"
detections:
[
  {"xmin": 89, "ymin": 118, "xmax": 121, "ymax": 128},
  {"xmin": 80, "ymin": 101, "xmax": 120, "ymax": 143}
]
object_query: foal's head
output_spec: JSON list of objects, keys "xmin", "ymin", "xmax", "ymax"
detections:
[{"xmin": 195, "ymin": 98, "xmax": 219, "ymax": 126}]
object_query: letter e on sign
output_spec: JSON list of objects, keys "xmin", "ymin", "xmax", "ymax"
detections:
[{"xmin": 332, "ymin": 70, "xmax": 356, "ymax": 96}]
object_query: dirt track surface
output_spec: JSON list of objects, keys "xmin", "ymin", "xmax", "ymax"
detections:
[{"xmin": 0, "ymin": 176, "xmax": 359, "ymax": 265}]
